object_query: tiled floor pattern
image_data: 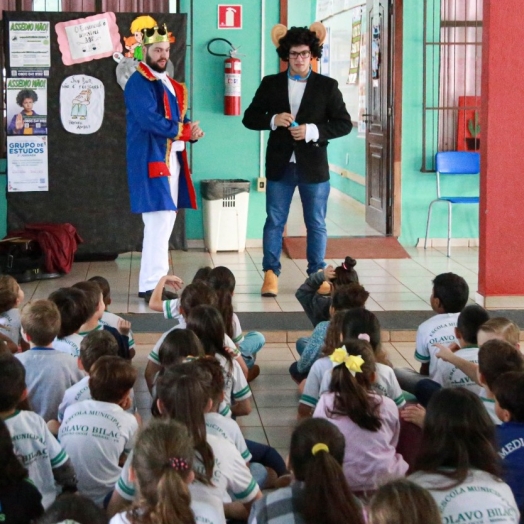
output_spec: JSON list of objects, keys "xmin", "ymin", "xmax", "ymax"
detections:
[{"xmin": 133, "ymin": 338, "xmax": 419, "ymax": 459}]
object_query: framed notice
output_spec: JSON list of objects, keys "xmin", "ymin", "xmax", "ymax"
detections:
[
  {"xmin": 8, "ymin": 20, "xmax": 50, "ymax": 77},
  {"xmin": 7, "ymin": 136, "xmax": 48, "ymax": 192}
]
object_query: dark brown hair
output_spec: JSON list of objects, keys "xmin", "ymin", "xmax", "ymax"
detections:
[
  {"xmin": 322, "ymin": 310, "xmax": 348, "ymax": 356},
  {"xmin": 156, "ymin": 363, "xmax": 214, "ymax": 484},
  {"xmin": 277, "ymin": 26, "xmax": 323, "ymax": 61},
  {"xmin": 88, "ymin": 356, "xmax": 137, "ymax": 403},
  {"xmin": 88, "ymin": 276, "xmax": 110, "ymax": 304},
  {"xmin": 331, "ymin": 283, "xmax": 369, "ymax": 310},
  {"xmin": 369, "ymin": 479, "xmax": 441, "ymax": 524},
  {"xmin": 206, "ymin": 266, "xmax": 235, "ymax": 339},
  {"xmin": 456, "ymin": 304, "xmax": 490, "ymax": 345},
  {"xmin": 333, "ymin": 256, "xmax": 359, "ymax": 287},
  {"xmin": 0, "ymin": 275, "xmax": 19, "ymax": 314},
  {"xmin": 186, "ymin": 304, "xmax": 231, "ymax": 365},
  {"xmin": 37, "ymin": 494, "xmax": 107, "ymax": 524},
  {"xmin": 492, "ymin": 371, "xmax": 524, "ymax": 422},
  {"xmin": 328, "ymin": 339, "xmax": 382, "ymax": 431},
  {"xmin": 432, "ymin": 272, "xmax": 469, "ymax": 313},
  {"xmin": 194, "ymin": 356, "xmax": 225, "ymax": 408},
  {"xmin": 48, "ymin": 287, "xmax": 89, "ymax": 338},
  {"xmin": 0, "ymin": 354, "xmax": 26, "ymax": 411},
  {"xmin": 79, "ymin": 330, "xmax": 119, "ymax": 373},
  {"xmin": 72, "ymin": 281, "xmax": 102, "ymax": 319},
  {"xmin": 413, "ymin": 388, "xmax": 500, "ymax": 486},
  {"xmin": 192, "ymin": 266, "xmax": 212, "ymax": 283},
  {"xmin": 129, "ymin": 419, "xmax": 195, "ymax": 524},
  {"xmin": 0, "ymin": 418, "xmax": 30, "ymax": 488},
  {"xmin": 289, "ymin": 418, "xmax": 364, "ymax": 524},
  {"xmin": 158, "ymin": 329, "xmax": 205, "ymax": 368},
  {"xmin": 179, "ymin": 281, "xmax": 217, "ymax": 317},
  {"xmin": 21, "ymin": 299, "xmax": 60, "ymax": 346},
  {"xmin": 478, "ymin": 339, "xmax": 524, "ymax": 390}
]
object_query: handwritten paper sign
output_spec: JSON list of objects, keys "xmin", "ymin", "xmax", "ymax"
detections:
[{"xmin": 55, "ymin": 12, "xmax": 122, "ymax": 65}]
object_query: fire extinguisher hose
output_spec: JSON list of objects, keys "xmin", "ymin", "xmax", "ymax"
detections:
[{"xmin": 206, "ymin": 38, "xmax": 239, "ymax": 58}]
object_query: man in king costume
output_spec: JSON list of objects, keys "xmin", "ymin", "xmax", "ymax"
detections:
[{"xmin": 125, "ymin": 23, "xmax": 204, "ymax": 303}]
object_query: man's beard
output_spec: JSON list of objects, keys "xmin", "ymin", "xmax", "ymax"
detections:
[{"xmin": 145, "ymin": 53, "xmax": 167, "ymax": 73}]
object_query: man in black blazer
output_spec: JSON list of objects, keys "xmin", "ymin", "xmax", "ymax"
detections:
[{"xmin": 243, "ymin": 25, "xmax": 352, "ymax": 297}]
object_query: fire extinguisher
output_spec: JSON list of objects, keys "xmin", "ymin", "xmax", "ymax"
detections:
[{"xmin": 207, "ymin": 38, "xmax": 242, "ymax": 116}]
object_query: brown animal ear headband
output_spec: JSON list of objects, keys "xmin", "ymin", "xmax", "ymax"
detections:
[{"xmin": 270, "ymin": 22, "xmax": 327, "ymax": 47}]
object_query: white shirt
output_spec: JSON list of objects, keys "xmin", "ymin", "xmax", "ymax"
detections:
[
  {"xmin": 59, "ymin": 399, "xmax": 138, "ymax": 505},
  {"xmin": 0, "ymin": 307, "xmax": 21, "ymax": 345},
  {"xmin": 300, "ymin": 356, "xmax": 332, "ymax": 408},
  {"xmin": 5, "ymin": 410, "xmax": 69, "ymax": 509},
  {"xmin": 415, "ymin": 312, "xmax": 460, "ymax": 380},
  {"xmin": 479, "ymin": 388, "xmax": 503, "ymax": 425},
  {"xmin": 215, "ymin": 353, "xmax": 251, "ymax": 418},
  {"xmin": 435, "ymin": 346, "xmax": 482, "ymax": 395},
  {"xmin": 100, "ymin": 311, "xmax": 135, "ymax": 351},
  {"xmin": 205, "ymin": 411, "xmax": 251, "ymax": 462},
  {"xmin": 320, "ymin": 362, "xmax": 406, "ymax": 408},
  {"xmin": 54, "ymin": 333, "xmax": 84, "ymax": 358},
  {"xmin": 410, "ymin": 469, "xmax": 520, "ymax": 523}
]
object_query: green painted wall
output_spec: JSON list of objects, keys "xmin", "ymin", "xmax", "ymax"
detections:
[
  {"xmin": 399, "ymin": 0, "xmax": 479, "ymax": 246},
  {"xmin": 0, "ymin": 161, "xmax": 6, "ymax": 238},
  {"xmin": 181, "ymin": 0, "xmax": 280, "ymax": 240}
]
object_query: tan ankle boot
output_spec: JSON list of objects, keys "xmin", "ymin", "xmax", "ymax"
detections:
[{"xmin": 261, "ymin": 270, "xmax": 278, "ymax": 297}]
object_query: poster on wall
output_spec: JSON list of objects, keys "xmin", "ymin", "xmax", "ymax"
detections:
[
  {"xmin": 357, "ymin": 14, "xmax": 368, "ymax": 137},
  {"xmin": 55, "ymin": 12, "xmax": 122, "ymax": 65},
  {"xmin": 7, "ymin": 136, "xmax": 48, "ymax": 192},
  {"xmin": 8, "ymin": 20, "xmax": 51, "ymax": 77},
  {"xmin": 60, "ymin": 75, "xmax": 105, "ymax": 134},
  {"xmin": 320, "ymin": 26, "xmax": 330, "ymax": 76},
  {"xmin": 6, "ymin": 78, "xmax": 47, "ymax": 136},
  {"xmin": 347, "ymin": 14, "xmax": 362, "ymax": 84}
]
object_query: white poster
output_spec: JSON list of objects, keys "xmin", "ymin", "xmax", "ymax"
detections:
[
  {"xmin": 6, "ymin": 78, "xmax": 47, "ymax": 136},
  {"xmin": 8, "ymin": 21, "xmax": 50, "ymax": 77},
  {"xmin": 60, "ymin": 75, "xmax": 105, "ymax": 134},
  {"xmin": 7, "ymin": 136, "xmax": 48, "ymax": 192}
]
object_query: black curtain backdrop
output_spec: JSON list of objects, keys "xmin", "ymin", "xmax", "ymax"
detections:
[{"xmin": 3, "ymin": 11, "xmax": 187, "ymax": 256}]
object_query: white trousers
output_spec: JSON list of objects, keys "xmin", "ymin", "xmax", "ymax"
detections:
[{"xmin": 139, "ymin": 156, "xmax": 180, "ymax": 293}]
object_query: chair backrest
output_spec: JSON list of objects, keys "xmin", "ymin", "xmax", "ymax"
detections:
[{"xmin": 436, "ymin": 151, "xmax": 480, "ymax": 175}]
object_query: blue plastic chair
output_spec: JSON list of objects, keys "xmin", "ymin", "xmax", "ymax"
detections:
[{"xmin": 424, "ymin": 151, "xmax": 480, "ymax": 257}]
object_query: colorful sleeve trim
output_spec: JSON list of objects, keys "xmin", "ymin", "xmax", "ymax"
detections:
[
  {"xmin": 394, "ymin": 394, "xmax": 406, "ymax": 407},
  {"xmin": 148, "ymin": 351, "xmax": 160, "ymax": 364},
  {"xmin": 117, "ymin": 477, "xmax": 136, "ymax": 500},
  {"xmin": 50, "ymin": 449, "xmax": 68, "ymax": 468},
  {"xmin": 414, "ymin": 351, "xmax": 430, "ymax": 362},
  {"xmin": 164, "ymin": 300, "xmax": 173, "ymax": 319},
  {"xmin": 299, "ymin": 394, "xmax": 318, "ymax": 408},
  {"xmin": 233, "ymin": 334, "xmax": 243, "ymax": 344},
  {"xmin": 233, "ymin": 385, "xmax": 252, "ymax": 401},
  {"xmin": 219, "ymin": 404, "xmax": 231, "ymax": 417},
  {"xmin": 241, "ymin": 449, "xmax": 252, "ymax": 461},
  {"xmin": 233, "ymin": 478, "xmax": 259, "ymax": 502}
]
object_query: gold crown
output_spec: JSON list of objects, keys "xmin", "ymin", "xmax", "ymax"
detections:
[{"xmin": 142, "ymin": 24, "xmax": 170, "ymax": 45}]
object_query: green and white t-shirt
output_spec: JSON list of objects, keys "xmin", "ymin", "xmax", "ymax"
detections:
[
  {"xmin": 319, "ymin": 362, "xmax": 406, "ymax": 408},
  {"xmin": 205, "ymin": 412, "xmax": 251, "ymax": 462},
  {"xmin": 58, "ymin": 399, "xmax": 138, "ymax": 506},
  {"xmin": 4, "ymin": 410, "xmax": 68, "ymax": 509},
  {"xmin": 54, "ymin": 333, "xmax": 84, "ymax": 358},
  {"xmin": 300, "ymin": 356, "xmax": 332, "ymax": 409},
  {"xmin": 410, "ymin": 469, "xmax": 520, "ymax": 523},
  {"xmin": 215, "ymin": 353, "xmax": 251, "ymax": 418},
  {"xmin": 100, "ymin": 311, "xmax": 135, "ymax": 352},
  {"xmin": 0, "ymin": 307, "xmax": 21, "ymax": 345},
  {"xmin": 479, "ymin": 388, "xmax": 502, "ymax": 425},
  {"xmin": 434, "ymin": 346, "xmax": 482, "ymax": 395},
  {"xmin": 414, "ymin": 312, "xmax": 459, "ymax": 380}
]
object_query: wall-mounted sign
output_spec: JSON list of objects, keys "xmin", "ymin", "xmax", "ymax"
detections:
[
  {"xmin": 6, "ymin": 78, "xmax": 47, "ymax": 136},
  {"xmin": 8, "ymin": 20, "xmax": 50, "ymax": 77},
  {"xmin": 7, "ymin": 136, "xmax": 48, "ymax": 192},
  {"xmin": 55, "ymin": 12, "xmax": 122, "ymax": 65},
  {"xmin": 218, "ymin": 5, "xmax": 242, "ymax": 29},
  {"xmin": 60, "ymin": 75, "xmax": 105, "ymax": 134}
]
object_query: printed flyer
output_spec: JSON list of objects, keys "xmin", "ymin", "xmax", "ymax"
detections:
[
  {"xmin": 6, "ymin": 78, "xmax": 47, "ymax": 136},
  {"xmin": 8, "ymin": 21, "xmax": 51, "ymax": 77},
  {"xmin": 7, "ymin": 136, "xmax": 49, "ymax": 192}
]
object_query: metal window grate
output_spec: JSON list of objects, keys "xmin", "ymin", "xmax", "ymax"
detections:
[{"xmin": 421, "ymin": 0, "xmax": 482, "ymax": 172}]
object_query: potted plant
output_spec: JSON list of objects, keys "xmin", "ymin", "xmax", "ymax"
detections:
[{"xmin": 466, "ymin": 111, "xmax": 480, "ymax": 151}]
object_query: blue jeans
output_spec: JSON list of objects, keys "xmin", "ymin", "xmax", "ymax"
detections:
[
  {"xmin": 238, "ymin": 331, "xmax": 265, "ymax": 369},
  {"xmin": 263, "ymin": 163, "xmax": 330, "ymax": 276}
]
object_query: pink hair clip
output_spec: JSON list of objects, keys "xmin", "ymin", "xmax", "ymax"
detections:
[
  {"xmin": 342, "ymin": 262, "xmax": 348, "ymax": 270},
  {"xmin": 167, "ymin": 457, "xmax": 190, "ymax": 471},
  {"xmin": 358, "ymin": 333, "xmax": 370, "ymax": 342}
]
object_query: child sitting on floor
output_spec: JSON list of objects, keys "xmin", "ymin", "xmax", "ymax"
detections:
[
  {"xmin": 0, "ymin": 275, "xmax": 25, "ymax": 353},
  {"xmin": 16, "ymin": 300, "xmax": 84, "ymax": 422},
  {"xmin": 313, "ymin": 339, "xmax": 408, "ymax": 495},
  {"xmin": 59, "ymin": 356, "xmax": 138, "ymax": 506},
  {"xmin": 0, "ymin": 353, "xmax": 77, "ymax": 509}
]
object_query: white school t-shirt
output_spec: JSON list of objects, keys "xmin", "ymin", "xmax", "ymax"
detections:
[
  {"xmin": 0, "ymin": 307, "xmax": 21, "ymax": 345},
  {"xmin": 57, "ymin": 376, "xmax": 137, "ymax": 423},
  {"xmin": 415, "ymin": 312, "xmax": 459, "ymax": 380},
  {"xmin": 59, "ymin": 399, "xmax": 138, "ymax": 505},
  {"xmin": 215, "ymin": 353, "xmax": 251, "ymax": 418},
  {"xmin": 479, "ymin": 388, "xmax": 503, "ymax": 425},
  {"xmin": 300, "ymin": 357, "xmax": 333, "ymax": 409},
  {"xmin": 434, "ymin": 346, "xmax": 482, "ymax": 395},
  {"xmin": 205, "ymin": 411, "xmax": 251, "ymax": 462},
  {"xmin": 410, "ymin": 469, "xmax": 520, "ymax": 523},
  {"xmin": 5, "ymin": 410, "xmax": 69, "ymax": 509},
  {"xmin": 100, "ymin": 311, "xmax": 135, "ymax": 352},
  {"xmin": 319, "ymin": 362, "xmax": 407, "ymax": 408},
  {"xmin": 116, "ymin": 433, "xmax": 259, "ymax": 505},
  {"xmin": 54, "ymin": 333, "xmax": 84, "ymax": 358}
]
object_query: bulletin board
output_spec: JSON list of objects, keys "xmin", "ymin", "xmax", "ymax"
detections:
[
  {"xmin": 321, "ymin": 4, "xmax": 366, "ymax": 127},
  {"xmin": 3, "ymin": 11, "xmax": 188, "ymax": 257}
]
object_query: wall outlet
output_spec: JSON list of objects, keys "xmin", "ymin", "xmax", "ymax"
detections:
[{"xmin": 257, "ymin": 177, "xmax": 267, "ymax": 192}]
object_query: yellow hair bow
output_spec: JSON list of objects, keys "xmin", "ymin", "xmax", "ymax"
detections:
[{"xmin": 329, "ymin": 346, "xmax": 365, "ymax": 376}]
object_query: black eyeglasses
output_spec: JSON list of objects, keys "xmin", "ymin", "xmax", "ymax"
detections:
[
  {"xmin": 289, "ymin": 51, "xmax": 311, "ymax": 59},
  {"xmin": 143, "ymin": 24, "xmax": 168, "ymax": 37}
]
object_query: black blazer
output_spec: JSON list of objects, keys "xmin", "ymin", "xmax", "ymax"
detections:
[{"xmin": 243, "ymin": 71, "xmax": 352, "ymax": 183}]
